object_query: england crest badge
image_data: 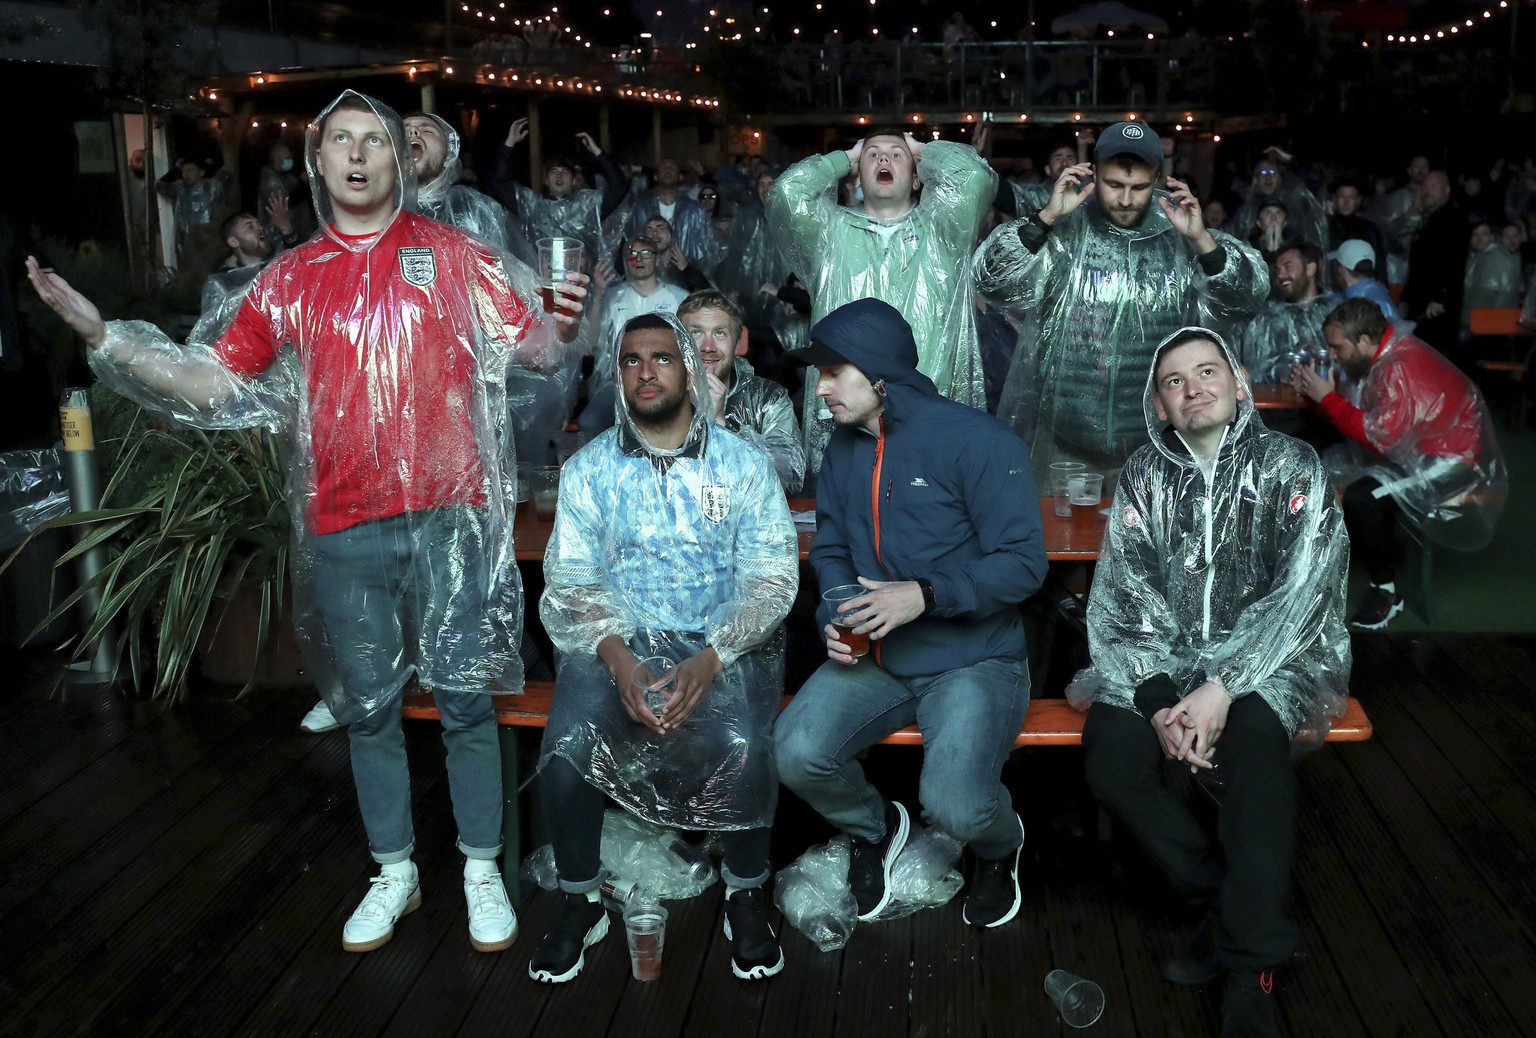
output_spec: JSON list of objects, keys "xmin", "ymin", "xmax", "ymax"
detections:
[
  {"xmin": 701, "ymin": 484, "xmax": 730, "ymax": 522},
  {"xmin": 398, "ymin": 247, "xmax": 437, "ymax": 287}
]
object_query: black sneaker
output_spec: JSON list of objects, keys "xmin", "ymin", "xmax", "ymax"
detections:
[
  {"xmin": 528, "ymin": 892, "xmax": 609, "ymax": 984},
  {"xmin": 1350, "ymin": 584, "xmax": 1404, "ymax": 630},
  {"xmin": 849, "ymin": 800, "xmax": 911, "ymax": 921},
  {"xmin": 722, "ymin": 887, "xmax": 785, "ymax": 980},
  {"xmin": 1161, "ymin": 912, "xmax": 1222, "ymax": 986},
  {"xmin": 1221, "ymin": 970, "xmax": 1280, "ymax": 1038},
  {"xmin": 963, "ymin": 812, "xmax": 1024, "ymax": 928}
]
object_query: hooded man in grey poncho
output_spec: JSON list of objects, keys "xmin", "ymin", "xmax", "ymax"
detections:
[{"xmin": 1074, "ymin": 326, "xmax": 1350, "ymax": 1038}]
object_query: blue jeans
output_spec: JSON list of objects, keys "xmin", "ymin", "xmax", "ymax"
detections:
[
  {"xmin": 312, "ymin": 512, "xmax": 502, "ymax": 863},
  {"xmin": 775, "ymin": 655, "xmax": 1029, "ymax": 860}
]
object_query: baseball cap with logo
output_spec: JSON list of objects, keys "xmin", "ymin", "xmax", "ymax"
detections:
[
  {"xmin": 1094, "ymin": 122, "xmax": 1163, "ymax": 168},
  {"xmin": 1327, "ymin": 239, "xmax": 1377, "ymax": 271}
]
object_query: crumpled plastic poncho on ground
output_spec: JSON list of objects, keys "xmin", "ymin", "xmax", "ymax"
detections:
[
  {"xmin": 773, "ymin": 826, "xmax": 965, "ymax": 951},
  {"xmin": 538, "ymin": 312, "xmax": 798, "ymax": 831},
  {"xmin": 1231, "ymin": 291, "xmax": 1341, "ymax": 384},
  {"xmin": 1321, "ymin": 324, "xmax": 1506, "ymax": 551},
  {"xmin": 768, "ymin": 141, "xmax": 997, "ymax": 479},
  {"xmin": 973, "ymin": 191, "xmax": 1269, "ymax": 482},
  {"xmin": 86, "ymin": 90, "xmax": 572, "ymax": 722},
  {"xmin": 1230, "ymin": 175, "xmax": 1329, "ymax": 253},
  {"xmin": 522, "ymin": 810, "xmax": 718, "ymax": 900},
  {"xmin": 1073, "ymin": 327, "xmax": 1351, "ymax": 745}
]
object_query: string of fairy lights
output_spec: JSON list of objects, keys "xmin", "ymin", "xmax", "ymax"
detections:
[{"xmin": 1383, "ymin": 0, "xmax": 1515, "ymax": 46}]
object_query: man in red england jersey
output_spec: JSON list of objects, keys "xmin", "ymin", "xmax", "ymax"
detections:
[{"xmin": 27, "ymin": 91, "xmax": 589, "ymax": 956}]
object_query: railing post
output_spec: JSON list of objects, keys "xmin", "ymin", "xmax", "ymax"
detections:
[{"xmin": 58, "ymin": 388, "xmax": 117, "ymax": 685}]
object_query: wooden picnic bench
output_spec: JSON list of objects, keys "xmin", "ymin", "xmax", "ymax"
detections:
[{"xmin": 404, "ymin": 682, "xmax": 1372, "ymax": 902}]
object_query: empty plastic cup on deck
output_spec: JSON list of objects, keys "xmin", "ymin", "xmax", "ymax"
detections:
[{"xmin": 1045, "ymin": 969, "xmax": 1105, "ymax": 1028}]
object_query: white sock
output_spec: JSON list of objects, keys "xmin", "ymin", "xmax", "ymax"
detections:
[
  {"xmin": 381, "ymin": 859, "xmax": 416, "ymax": 882},
  {"xmin": 1375, "ymin": 582, "xmax": 1396, "ymax": 594},
  {"xmin": 464, "ymin": 857, "xmax": 498, "ymax": 880}
]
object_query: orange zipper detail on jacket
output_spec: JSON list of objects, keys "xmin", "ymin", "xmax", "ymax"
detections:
[{"xmin": 870, "ymin": 418, "xmax": 890, "ymax": 666}]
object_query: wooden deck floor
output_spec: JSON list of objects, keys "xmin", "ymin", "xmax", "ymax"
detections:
[{"xmin": 2, "ymin": 633, "xmax": 1534, "ymax": 1037}]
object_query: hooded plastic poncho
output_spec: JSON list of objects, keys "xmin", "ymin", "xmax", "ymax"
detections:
[
  {"xmin": 1077, "ymin": 327, "xmax": 1351, "ymax": 745},
  {"xmin": 625, "ymin": 192, "xmax": 716, "ymax": 269},
  {"xmin": 496, "ymin": 154, "xmax": 629, "ymax": 273},
  {"xmin": 1230, "ymin": 175, "xmax": 1328, "ymax": 253},
  {"xmin": 973, "ymin": 193, "xmax": 1270, "ymax": 481},
  {"xmin": 1231, "ymin": 291, "xmax": 1341, "ymax": 384},
  {"xmin": 768, "ymin": 142, "xmax": 998, "ymax": 479},
  {"xmin": 87, "ymin": 91, "xmax": 570, "ymax": 721},
  {"xmin": 412, "ymin": 113, "xmax": 534, "ymax": 265},
  {"xmin": 538, "ymin": 312, "xmax": 798, "ymax": 830},
  {"xmin": 157, "ymin": 168, "xmax": 233, "ymax": 260},
  {"xmin": 1319, "ymin": 325, "xmax": 1506, "ymax": 551},
  {"xmin": 720, "ymin": 355, "xmax": 806, "ymax": 493}
]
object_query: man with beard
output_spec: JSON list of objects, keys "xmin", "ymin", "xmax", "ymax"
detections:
[
  {"xmin": 677, "ymin": 289, "xmax": 804, "ymax": 492},
  {"xmin": 1232, "ymin": 241, "xmax": 1340, "ymax": 383},
  {"xmin": 403, "ymin": 112, "xmax": 530, "ymax": 261},
  {"xmin": 1081, "ymin": 327, "xmax": 1350, "ymax": 1038},
  {"xmin": 645, "ymin": 215, "xmax": 713, "ymax": 294},
  {"xmin": 530, "ymin": 312, "xmax": 797, "ymax": 984},
  {"xmin": 769, "ymin": 128, "xmax": 997, "ymax": 484},
  {"xmin": 625, "ymin": 158, "xmax": 714, "ymax": 268},
  {"xmin": 974, "ymin": 122, "xmax": 1268, "ymax": 484},
  {"xmin": 493, "ymin": 119, "xmax": 629, "ymax": 263},
  {"xmin": 1292, "ymin": 298, "xmax": 1505, "ymax": 629}
]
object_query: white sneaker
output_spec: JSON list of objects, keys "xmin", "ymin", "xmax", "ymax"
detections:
[
  {"xmin": 299, "ymin": 700, "xmax": 341, "ymax": 734},
  {"xmin": 342, "ymin": 871, "xmax": 421, "ymax": 952},
  {"xmin": 465, "ymin": 872, "xmax": 518, "ymax": 952}
]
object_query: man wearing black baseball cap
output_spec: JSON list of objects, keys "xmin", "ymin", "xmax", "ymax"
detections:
[{"xmin": 974, "ymin": 121, "xmax": 1269, "ymax": 486}]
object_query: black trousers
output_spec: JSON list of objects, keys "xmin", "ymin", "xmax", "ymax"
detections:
[
  {"xmin": 540, "ymin": 756, "xmax": 772, "ymax": 889},
  {"xmin": 1083, "ymin": 696, "xmax": 1298, "ymax": 972},
  {"xmin": 1341, "ymin": 476, "xmax": 1405, "ymax": 585}
]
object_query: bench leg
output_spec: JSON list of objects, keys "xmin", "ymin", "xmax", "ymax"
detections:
[{"xmin": 499, "ymin": 725, "xmax": 521, "ymax": 906}]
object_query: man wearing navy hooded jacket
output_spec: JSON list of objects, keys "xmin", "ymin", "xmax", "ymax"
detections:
[{"xmin": 775, "ymin": 299, "xmax": 1047, "ymax": 930}]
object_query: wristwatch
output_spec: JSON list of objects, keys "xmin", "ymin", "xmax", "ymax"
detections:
[{"xmin": 916, "ymin": 578, "xmax": 936, "ymax": 614}]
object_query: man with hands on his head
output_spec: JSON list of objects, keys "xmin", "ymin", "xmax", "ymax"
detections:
[
  {"xmin": 975, "ymin": 122, "xmax": 1268, "ymax": 486},
  {"xmin": 1077, "ymin": 326, "xmax": 1350, "ymax": 1038},
  {"xmin": 494, "ymin": 118, "xmax": 630, "ymax": 260}
]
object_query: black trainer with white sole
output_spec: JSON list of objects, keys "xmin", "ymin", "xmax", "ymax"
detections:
[
  {"xmin": 849, "ymin": 800, "xmax": 911, "ymax": 921},
  {"xmin": 722, "ymin": 887, "xmax": 785, "ymax": 980},
  {"xmin": 962, "ymin": 812, "xmax": 1024, "ymax": 928},
  {"xmin": 528, "ymin": 892, "xmax": 609, "ymax": 983}
]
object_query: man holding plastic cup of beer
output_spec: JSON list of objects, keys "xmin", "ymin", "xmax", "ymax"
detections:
[{"xmin": 775, "ymin": 298, "xmax": 1047, "ymax": 932}]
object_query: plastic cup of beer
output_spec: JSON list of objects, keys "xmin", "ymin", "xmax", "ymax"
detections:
[
  {"xmin": 1050, "ymin": 461, "xmax": 1087, "ymax": 518},
  {"xmin": 822, "ymin": 584, "xmax": 870, "ymax": 659},
  {"xmin": 631, "ymin": 655, "xmax": 678, "ymax": 717},
  {"xmin": 624, "ymin": 898, "xmax": 668, "ymax": 981},
  {"xmin": 528, "ymin": 465, "xmax": 560, "ymax": 521},
  {"xmin": 536, "ymin": 237, "xmax": 585, "ymax": 315},
  {"xmin": 1067, "ymin": 472, "xmax": 1105, "ymax": 531}
]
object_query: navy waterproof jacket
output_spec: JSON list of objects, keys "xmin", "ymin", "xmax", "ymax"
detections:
[{"xmin": 808, "ymin": 298, "xmax": 1047, "ymax": 677}]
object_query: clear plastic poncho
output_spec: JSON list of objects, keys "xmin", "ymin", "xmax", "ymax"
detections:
[
  {"xmin": 1462, "ymin": 243, "xmax": 1524, "ymax": 322},
  {"xmin": 768, "ymin": 142, "xmax": 998, "ymax": 478},
  {"xmin": 1230, "ymin": 175, "xmax": 1328, "ymax": 252},
  {"xmin": 624, "ymin": 192, "xmax": 716, "ymax": 269},
  {"xmin": 88, "ymin": 91, "xmax": 571, "ymax": 721},
  {"xmin": 973, "ymin": 193, "xmax": 1269, "ymax": 481},
  {"xmin": 157, "ymin": 169, "xmax": 232, "ymax": 260},
  {"xmin": 412, "ymin": 113, "xmax": 580, "ymax": 468},
  {"xmin": 1231, "ymin": 291, "xmax": 1341, "ymax": 384},
  {"xmin": 1010, "ymin": 179, "xmax": 1052, "ymax": 216},
  {"xmin": 721, "ymin": 355, "xmax": 806, "ymax": 493},
  {"xmin": 256, "ymin": 164, "xmax": 298, "ymax": 244},
  {"xmin": 538, "ymin": 312, "xmax": 799, "ymax": 830},
  {"xmin": 714, "ymin": 202, "xmax": 791, "ymax": 328},
  {"xmin": 1079, "ymin": 327, "xmax": 1351, "ymax": 744},
  {"xmin": 413, "ymin": 113, "xmax": 535, "ymax": 266},
  {"xmin": 501, "ymin": 170, "xmax": 623, "ymax": 273},
  {"xmin": 1321, "ymin": 325, "xmax": 1506, "ymax": 551}
]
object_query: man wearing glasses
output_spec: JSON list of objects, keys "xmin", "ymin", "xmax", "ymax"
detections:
[{"xmin": 579, "ymin": 236, "xmax": 690, "ymax": 431}]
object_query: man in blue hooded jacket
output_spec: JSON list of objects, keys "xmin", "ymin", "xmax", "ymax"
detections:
[{"xmin": 775, "ymin": 298, "xmax": 1047, "ymax": 930}]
